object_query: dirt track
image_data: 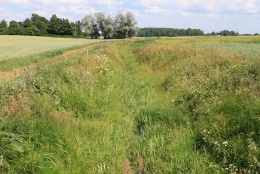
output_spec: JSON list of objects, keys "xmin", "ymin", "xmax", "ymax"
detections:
[{"xmin": 0, "ymin": 43, "xmax": 102, "ymax": 83}]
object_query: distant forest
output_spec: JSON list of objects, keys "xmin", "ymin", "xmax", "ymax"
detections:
[
  {"xmin": 138, "ymin": 28, "xmax": 204, "ymax": 37},
  {"xmin": 0, "ymin": 13, "xmax": 240, "ymax": 38},
  {"xmin": 137, "ymin": 28, "xmax": 239, "ymax": 37}
]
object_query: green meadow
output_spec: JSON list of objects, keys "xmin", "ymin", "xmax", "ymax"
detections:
[{"xmin": 0, "ymin": 36, "xmax": 259, "ymax": 173}]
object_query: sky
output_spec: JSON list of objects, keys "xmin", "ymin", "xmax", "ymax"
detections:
[{"xmin": 1, "ymin": 0, "xmax": 260, "ymax": 34}]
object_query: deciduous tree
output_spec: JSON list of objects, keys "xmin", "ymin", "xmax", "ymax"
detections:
[
  {"xmin": 47, "ymin": 14, "xmax": 72, "ymax": 35},
  {"xmin": 31, "ymin": 14, "xmax": 49, "ymax": 34},
  {"xmin": 114, "ymin": 12, "xmax": 138, "ymax": 38},
  {"xmin": 94, "ymin": 12, "xmax": 114, "ymax": 39},
  {"xmin": 81, "ymin": 15, "xmax": 100, "ymax": 39},
  {"xmin": 0, "ymin": 20, "xmax": 8, "ymax": 29},
  {"xmin": 9, "ymin": 20, "xmax": 20, "ymax": 28},
  {"xmin": 23, "ymin": 18, "xmax": 33, "ymax": 28}
]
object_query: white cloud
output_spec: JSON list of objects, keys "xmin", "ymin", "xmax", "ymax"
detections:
[
  {"xmin": 177, "ymin": 10, "xmax": 194, "ymax": 17},
  {"xmin": 206, "ymin": 13, "xmax": 219, "ymax": 18},
  {"xmin": 140, "ymin": 0, "xmax": 259, "ymax": 14},
  {"xmin": 1, "ymin": 0, "xmax": 31, "ymax": 5},
  {"xmin": 141, "ymin": 0, "xmax": 169, "ymax": 6},
  {"xmin": 145, "ymin": 6, "xmax": 172, "ymax": 14},
  {"xmin": 118, "ymin": 1, "xmax": 124, "ymax": 5},
  {"xmin": 58, "ymin": 5, "xmax": 96, "ymax": 15},
  {"xmin": 40, "ymin": 0, "xmax": 116, "ymax": 6},
  {"xmin": 2, "ymin": 0, "xmax": 118, "ymax": 7}
]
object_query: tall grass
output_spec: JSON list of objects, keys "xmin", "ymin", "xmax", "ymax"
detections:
[{"xmin": 0, "ymin": 37, "xmax": 259, "ymax": 173}]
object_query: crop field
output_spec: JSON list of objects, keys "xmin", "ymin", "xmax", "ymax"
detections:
[
  {"xmin": 0, "ymin": 36, "xmax": 104, "ymax": 72},
  {"xmin": 0, "ymin": 36, "xmax": 259, "ymax": 173},
  {"xmin": 0, "ymin": 35, "xmax": 102, "ymax": 61}
]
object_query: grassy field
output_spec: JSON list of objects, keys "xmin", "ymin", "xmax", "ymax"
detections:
[
  {"xmin": 0, "ymin": 36, "xmax": 259, "ymax": 173},
  {"xmin": 0, "ymin": 36, "xmax": 104, "ymax": 72},
  {"xmin": 0, "ymin": 35, "xmax": 102, "ymax": 61}
]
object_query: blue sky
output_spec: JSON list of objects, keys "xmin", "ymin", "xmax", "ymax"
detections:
[{"xmin": 1, "ymin": 0, "xmax": 260, "ymax": 34}]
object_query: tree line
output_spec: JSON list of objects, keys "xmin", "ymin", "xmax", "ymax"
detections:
[
  {"xmin": 208, "ymin": 30, "xmax": 239, "ymax": 36},
  {"xmin": 0, "ymin": 12, "xmax": 138, "ymax": 39},
  {"xmin": 138, "ymin": 28, "xmax": 240, "ymax": 37},
  {"xmin": 0, "ymin": 14, "xmax": 82, "ymax": 38}
]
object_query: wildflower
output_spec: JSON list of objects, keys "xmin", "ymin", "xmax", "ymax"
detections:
[
  {"xmin": 203, "ymin": 129, "xmax": 207, "ymax": 133},
  {"xmin": 223, "ymin": 141, "xmax": 228, "ymax": 146}
]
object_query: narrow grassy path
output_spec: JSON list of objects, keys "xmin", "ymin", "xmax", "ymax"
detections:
[{"xmin": 111, "ymin": 40, "xmax": 210, "ymax": 173}]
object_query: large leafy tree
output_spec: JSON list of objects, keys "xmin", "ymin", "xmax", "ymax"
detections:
[
  {"xmin": 31, "ymin": 14, "xmax": 49, "ymax": 34},
  {"xmin": 114, "ymin": 11, "xmax": 138, "ymax": 39},
  {"xmin": 81, "ymin": 15, "xmax": 100, "ymax": 39},
  {"xmin": 61, "ymin": 18, "xmax": 73, "ymax": 35},
  {"xmin": 94, "ymin": 12, "xmax": 114, "ymax": 39},
  {"xmin": 47, "ymin": 14, "xmax": 60, "ymax": 34},
  {"xmin": 114, "ymin": 12, "xmax": 127, "ymax": 39},
  {"xmin": 9, "ymin": 20, "xmax": 20, "ymax": 28},
  {"xmin": 125, "ymin": 12, "xmax": 138, "ymax": 38},
  {"xmin": 7, "ymin": 20, "xmax": 20, "ymax": 35},
  {"xmin": 23, "ymin": 18, "xmax": 33, "ymax": 28},
  {"xmin": 114, "ymin": 12, "xmax": 138, "ymax": 38},
  {"xmin": 47, "ymin": 14, "xmax": 72, "ymax": 35}
]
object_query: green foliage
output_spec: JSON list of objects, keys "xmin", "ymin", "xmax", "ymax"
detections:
[
  {"xmin": 81, "ymin": 15, "xmax": 100, "ymax": 39},
  {"xmin": 47, "ymin": 14, "xmax": 73, "ymax": 36},
  {"xmin": 1, "ymin": 13, "xmax": 75, "ymax": 37},
  {"xmin": 23, "ymin": 18, "xmax": 33, "ymax": 28},
  {"xmin": 95, "ymin": 12, "xmax": 114, "ymax": 39},
  {"xmin": 113, "ymin": 12, "xmax": 138, "ymax": 39},
  {"xmin": 71, "ymin": 21, "xmax": 83, "ymax": 38},
  {"xmin": 138, "ymin": 27, "xmax": 204, "ymax": 37},
  {"xmin": 216, "ymin": 30, "xmax": 239, "ymax": 36},
  {"xmin": 31, "ymin": 14, "xmax": 49, "ymax": 35},
  {"xmin": 0, "ymin": 20, "xmax": 7, "ymax": 29},
  {"xmin": 4, "ymin": 26, "xmax": 40, "ymax": 36},
  {"xmin": 81, "ymin": 11, "xmax": 138, "ymax": 39},
  {"xmin": 9, "ymin": 20, "xmax": 20, "ymax": 29}
]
